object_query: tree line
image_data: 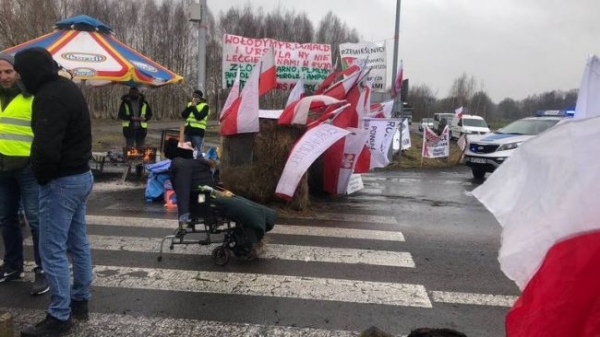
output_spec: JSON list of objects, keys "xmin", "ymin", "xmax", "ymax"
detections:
[{"xmin": 0, "ymin": 0, "xmax": 578, "ymax": 123}]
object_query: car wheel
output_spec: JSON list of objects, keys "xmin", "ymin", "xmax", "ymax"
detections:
[{"xmin": 472, "ymin": 168, "xmax": 486, "ymax": 180}]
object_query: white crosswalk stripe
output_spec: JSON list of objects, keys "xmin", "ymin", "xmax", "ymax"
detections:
[
  {"xmin": 24, "ymin": 235, "xmax": 415, "ymax": 267},
  {"xmin": 92, "ymin": 265, "xmax": 432, "ymax": 307}
]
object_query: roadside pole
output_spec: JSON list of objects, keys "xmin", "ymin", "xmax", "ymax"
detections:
[{"xmin": 389, "ymin": 0, "xmax": 402, "ymax": 162}]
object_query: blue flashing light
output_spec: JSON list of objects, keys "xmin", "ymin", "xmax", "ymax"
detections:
[{"xmin": 535, "ymin": 110, "xmax": 572, "ymax": 117}]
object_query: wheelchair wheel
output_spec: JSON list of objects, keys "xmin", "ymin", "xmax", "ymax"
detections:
[{"xmin": 212, "ymin": 246, "xmax": 230, "ymax": 266}]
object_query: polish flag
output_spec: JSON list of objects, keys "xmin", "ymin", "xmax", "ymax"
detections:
[
  {"xmin": 314, "ymin": 59, "xmax": 338, "ymax": 95},
  {"xmin": 220, "ymin": 58, "xmax": 260, "ymax": 136},
  {"xmin": 278, "ymin": 95, "xmax": 342, "ymax": 126},
  {"xmin": 473, "ymin": 115, "xmax": 600, "ymax": 336},
  {"xmin": 454, "ymin": 106, "xmax": 464, "ymax": 118},
  {"xmin": 322, "ymin": 64, "xmax": 362, "ymax": 100},
  {"xmin": 219, "ymin": 67, "xmax": 240, "ymax": 122},
  {"xmin": 258, "ymin": 47, "xmax": 277, "ymax": 96},
  {"xmin": 367, "ymin": 100, "xmax": 395, "ymax": 119},
  {"xmin": 285, "ymin": 79, "xmax": 306, "ymax": 108},
  {"xmin": 354, "ymin": 118, "xmax": 401, "ymax": 173},
  {"xmin": 390, "ymin": 60, "xmax": 403, "ymax": 98},
  {"xmin": 574, "ymin": 54, "xmax": 600, "ymax": 119}
]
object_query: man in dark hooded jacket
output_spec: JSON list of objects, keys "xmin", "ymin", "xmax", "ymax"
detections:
[
  {"xmin": 14, "ymin": 47, "xmax": 93, "ymax": 336},
  {"xmin": 118, "ymin": 86, "xmax": 152, "ymax": 148}
]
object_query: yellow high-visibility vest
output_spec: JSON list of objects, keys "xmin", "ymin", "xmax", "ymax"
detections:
[
  {"xmin": 185, "ymin": 102, "xmax": 208, "ymax": 130},
  {"xmin": 121, "ymin": 102, "xmax": 149, "ymax": 128},
  {"xmin": 0, "ymin": 94, "xmax": 34, "ymax": 156}
]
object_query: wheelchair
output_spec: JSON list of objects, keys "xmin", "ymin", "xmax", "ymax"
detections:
[{"xmin": 157, "ymin": 187, "xmax": 257, "ymax": 266}]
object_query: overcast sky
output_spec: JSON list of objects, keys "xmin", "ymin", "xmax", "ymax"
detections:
[{"xmin": 207, "ymin": 0, "xmax": 600, "ymax": 102}]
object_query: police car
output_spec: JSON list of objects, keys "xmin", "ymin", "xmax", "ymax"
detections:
[{"xmin": 464, "ymin": 110, "xmax": 572, "ymax": 179}]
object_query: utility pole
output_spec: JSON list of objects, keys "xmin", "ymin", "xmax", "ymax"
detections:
[{"xmin": 189, "ymin": 0, "xmax": 206, "ymax": 91}]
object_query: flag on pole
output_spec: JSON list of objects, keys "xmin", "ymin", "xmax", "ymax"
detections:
[
  {"xmin": 285, "ymin": 78, "xmax": 305, "ymax": 108},
  {"xmin": 390, "ymin": 60, "xmax": 403, "ymax": 98},
  {"xmin": 574, "ymin": 54, "xmax": 600, "ymax": 119},
  {"xmin": 258, "ymin": 47, "xmax": 277, "ymax": 96},
  {"xmin": 454, "ymin": 106, "xmax": 464, "ymax": 118},
  {"xmin": 219, "ymin": 67, "xmax": 240, "ymax": 122},
  {"xmin": 220, "ymin": 58, "xmax": 260, "ymax": 136},
  {"xmin": 473, "ymin": 116, "xmax": 600, "ymax": 336}
]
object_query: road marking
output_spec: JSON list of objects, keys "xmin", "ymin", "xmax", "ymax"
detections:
[
  {"xmin": 431, "ymin": 291, "xmax": 517, "ymax": 307},
  {"xmin": 86, "ymin": 215, "xmax": 405, "ymax": 241},
  {"xmin": 289, "ymin": 213, "xmax": 397, "ymax": 225},
  {"xmin": 25, "ymin": 236, "xmax": 415, "ymax": 267},
  {"xmin": 91, "ymin": 265, "xmax": 432, "ymax": 308},
  {"xmin": 3, "ymin": 307, "xmax": 357, "ymax": 337}
]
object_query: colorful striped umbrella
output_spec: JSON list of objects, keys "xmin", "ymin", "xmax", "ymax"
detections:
[{"xmin": 3, "ymin": 15, "xmax": 184, "ymax": 87}]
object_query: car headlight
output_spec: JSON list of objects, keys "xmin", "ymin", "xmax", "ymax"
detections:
[{"xmin": 497, "ymin": 142, "xmax": 521, "ymax": 151}]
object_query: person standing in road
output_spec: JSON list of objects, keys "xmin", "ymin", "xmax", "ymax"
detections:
[
  {"xmin": 0, "ymin": 52, "xmax": 49, "ymax": 296},
  {"xmin": 118, "ymin": 86, "xmax": 152, "ymax": 148},
  {"xmin": 181, "ymin": 89, "xmax": 209, "ymax": 158},
  {"xmin": 15, "ymin": 47, "xmax": 94, "ymax": 336}
]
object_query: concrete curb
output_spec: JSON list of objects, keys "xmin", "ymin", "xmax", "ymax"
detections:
[{"xmin": 0, "ymin": 311, "xmax": 14, "ymax": 337}]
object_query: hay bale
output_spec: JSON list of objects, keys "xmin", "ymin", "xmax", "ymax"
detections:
[
  {"xmin": 0, "ymin": 311, "xmax": 14, "ymax": 337},
  {"xmin": 220, "ymin": 119, "xmax": 309, "ymax": 210}
]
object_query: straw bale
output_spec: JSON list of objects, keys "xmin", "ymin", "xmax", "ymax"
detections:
[{"xmin": 219, "ymin": 119, "xmax": 309, "ymax": 210}]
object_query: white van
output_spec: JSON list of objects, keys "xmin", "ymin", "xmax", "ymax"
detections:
[
  {"xmin": 432, "ymin": 113, "xmax": 455, "ymax": 131},
  {"xmin": 450, "ymin": 115, "xmax": 490, "ymax": 140}
]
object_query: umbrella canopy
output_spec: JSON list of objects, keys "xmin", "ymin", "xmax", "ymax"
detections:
[{"xmin": 3, "ymin": 14, "xmax": 183, "ymax": 87}]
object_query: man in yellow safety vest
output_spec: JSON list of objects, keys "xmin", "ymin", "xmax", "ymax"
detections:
[
  {"xmin": 118, "ymin": 86, "xmax": 153, "ymax": 148},
  {"xmin": 181, "ymin": 89, "xmax": 209, "ymax": 158},
  {"xmin": 0, "ymin": 52, "xmax": 49, "ymax": 296}
]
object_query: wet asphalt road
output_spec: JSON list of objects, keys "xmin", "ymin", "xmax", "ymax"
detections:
[{"xmin": 0, "ymin": 165, "xmax": 518, "ymax": 337}]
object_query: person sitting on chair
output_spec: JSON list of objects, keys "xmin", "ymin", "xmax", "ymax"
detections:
[{"xmin": 164, "ymin": 138, "xmax": 218, "ymax": 225}]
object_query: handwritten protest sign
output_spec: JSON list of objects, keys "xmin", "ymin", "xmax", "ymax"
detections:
[
  {"xmin": 422, "ymin": 126, "xmax": 450, "ymax": 158},
  {"xmin": 222, "ymin": 34, "xmax": 333, "ymax": 92},
  {"xmin": 339, "ymin": 42, "xmax": 387, "ymax": 92}
]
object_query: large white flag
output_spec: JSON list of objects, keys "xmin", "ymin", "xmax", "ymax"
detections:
[
  {"xmin": 401, "ymin": 118, "xmax": 411, "ymax": 150},
  {"xmin": 275, "ymin": 124, "xmax": 350, "ymax": 201},
  {"xmin": 574, "ymin": 54, "xmax": 600, "ymax": 119},
  {"xmin": 335, "ymin": 128, "xmax": 370, "ymax": 194},
  {"xmin": 355, "ymin": 118, "xmax": 401, "ymax": 172}
]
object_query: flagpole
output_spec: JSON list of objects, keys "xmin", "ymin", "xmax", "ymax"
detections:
[
  {"xmin": 198, "ymin": 0, "xmax": 207, "ymax": 92},
  {"xmin": 391, "ymin": 0, "xmax": 402, "ymax": 118}
]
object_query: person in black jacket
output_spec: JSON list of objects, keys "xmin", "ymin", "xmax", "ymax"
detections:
[
  {"xmin": 118, "ymin": 87, "xmax": 152, "ymax": 148},
  {"xmin": 14, "ymin": 47, "xmax": 93, "ymax": 336}
]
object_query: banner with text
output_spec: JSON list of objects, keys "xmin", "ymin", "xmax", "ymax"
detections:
[
  {"xmin": 222, "ymin": 34, "xmax": 333, "ymax": 92},
  {"xmin": 422, "ymin": 126, "xmax": 450, "ymax": 158},
  {"xmin": 339, "ymin": 42, "xmax": 387, "ymax": 92}
]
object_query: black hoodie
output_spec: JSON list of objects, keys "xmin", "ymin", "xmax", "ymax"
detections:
[{"xmin": 14, "ymin": 47, "xmax": 91, "ymax": 185}]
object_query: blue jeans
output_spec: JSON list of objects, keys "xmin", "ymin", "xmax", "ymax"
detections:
[
  {"xmin": 184, "ymin": 134, "xmax": 204, "ymax": 158},
  {"xmin": 39, "ymin": 171, "xmax": 93, "ymax": 320},
  {"xmin": 0, "ymin": 165, "xmax": 41, "ymax": 269}
]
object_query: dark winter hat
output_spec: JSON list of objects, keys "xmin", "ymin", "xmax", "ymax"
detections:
[
  {"xmin": 192, "ymin": 90, "xmax": 203, "ymax": 98},
  {"xmin": 0, "ymin": 52, "xmax": 15, "ymax": 66}
]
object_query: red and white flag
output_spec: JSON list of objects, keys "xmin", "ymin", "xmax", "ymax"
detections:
[
  {"xmin": 367, "ymin": 100, "xmax": 394, "ymax": 119},
  {"xmin": 220, "ymin": 58, "xmax": 260, "ymax": 136},
  {"xmin": 390, "ymin": 60, "xmax": 403, "ymax": 98},
  {"xmin": 322, "ymin": 64, "xmax": 362, "ymax": 100},
  {"xmin": 285, "ymin": 79, "xmax": 305, "ymax": 108},
  {"xmin": 275, "ymin": 124, "xmax": 350, "ymax": 201},
  {"xmin": 258, "ymin": 47, "xmax": 277, "ymax": 96},
  {"xmin": 314, "ymin": 59, "xmax": 338, "ymax": 95},
  {"xmin": 454, "ymin": 106, "xmax": 464, "ymax": 118},
  {"xmin": 278, "ymin": 95, "xmax": 342, "ymax": 126},
  {"xmin": 473, "ymin": 116, "xmax": 600, "ymax": 336},
  {"xmin": 354, "ymin": 118, "xmax": 401, "ymax": 173},
  {"xmin": 220, "ymin": 67, "xmax": 240, "ymax": 122}
]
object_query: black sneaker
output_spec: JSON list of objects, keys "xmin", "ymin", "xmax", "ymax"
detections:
[
  {"xmin": 0, "ymin": 264, "xmax": 23, "ymax": 283},
  {"xmin": 31, "ymin": 268, "xmax": 50, "ymax": 296},
  {"xmin": 20, "ymin": 313, "xmax": 72, "ymax": 337},
  {"xmin": 70, "ymin": 299, "xmax": 89, "ymax": 321}
]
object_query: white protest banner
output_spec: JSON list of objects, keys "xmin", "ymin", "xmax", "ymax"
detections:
[
  {"xmin": 346, "ymin": 174, "xmax": 364, "ymax": 195},
  {"xmin": 339, "ymin": 42, "xmax": 387, "ymax": 92},
  {"xmin": 362, "ymin": 118, "xmax": 402, "ymax": 168},
  {"xmin": 422, "ymin": 126, "xmax": 450, "ymax": 158},
  {"xmin": 401, "ymin": 118, "xmax": 411, "ymax": 150},
  {"xmin": 222, "ymin": 34, "xmax": 332, "ymax": 92},
  {"xmin": 275, "ymin": 124, "xmax": 350, "ymax": 201}
]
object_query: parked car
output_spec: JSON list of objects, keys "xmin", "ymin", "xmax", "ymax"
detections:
[
  {"xmin": 419, "ymin": 118, "xmax": 434, "ymax": 131},
  {"xmin": 450, "ymin": 115, "xmax": 490, "ymax": 139},
  {"xmin": 432, "ymin": 113, "xmax": 455, "ymax": 132},
  {"xmin": 463, "ymin": 116, "xmax": 562, "ymax": 179}
]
